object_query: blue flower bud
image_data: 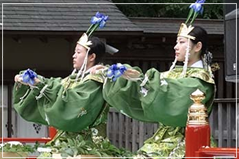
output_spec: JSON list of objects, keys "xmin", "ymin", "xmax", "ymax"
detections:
[
  {"xmin": 189, "ymin": 0, "xmax": 205, "ymax": 14},
  {"xmin": 106, "ymin": 63, "xmax": 127, "ymax": 81},
  {"xmin": 21, "ymin": 69, "xmax": 37, "ymax": 85}
]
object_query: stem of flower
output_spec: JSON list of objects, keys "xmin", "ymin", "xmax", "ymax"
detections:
[
  {"xmin": 86, "ymin": 24, "xmax": 94, "ymax": 34},
  {"xmin": 185, "ymin": 8, "xmax": 193, "ymax": 24},
  {"xmin": 88, "ymin": 23, "xmax": 100, "ymax": 37},
  {"xmin": 190, "ymin": 12, "xmax": 199, "ymax": 25}
]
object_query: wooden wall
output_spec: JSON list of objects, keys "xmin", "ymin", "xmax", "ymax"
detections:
[{"xmin": 107, "ymin": 101, "xmax": 238, "ymax": 152}]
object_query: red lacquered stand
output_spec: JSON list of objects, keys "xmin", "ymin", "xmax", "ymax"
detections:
[
  {"xmin": 185, "ymin": 89, "xmax": 238, "ymax": 159},
  {"xmin": 185, "ymin": 124, "xmax": 210, "ymax": 158},
  {"xmin": 1, "ymin": 126, "xmax": 57, "ymax": 159}
]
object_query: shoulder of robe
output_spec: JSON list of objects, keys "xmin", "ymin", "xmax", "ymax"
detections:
[
  {"xmin": 187, "ymin": 68, "xmax": 215, "ymax": 84},
  {"xmin": 160, "ymin": 66, "xmax": 215, "ymax": 84},
  {"xmin": 83, "ymin": 74, "xmax": 104, "ymax": 83}
]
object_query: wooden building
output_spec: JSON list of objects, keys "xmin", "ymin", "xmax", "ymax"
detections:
[{"xmin": 0, "ymin": 0, "xmax": 237, "ymax": 152}]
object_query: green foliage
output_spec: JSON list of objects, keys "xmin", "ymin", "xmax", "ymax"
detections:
[
  {"xmin": 0, "ymin": 143, "xmax": 36, "ymax": 153},
  {"xmin": 37, "ymin": 152, "xmax": 52, "ymax": 159},
  {"xmin": 112, "ymin": 0, "xmax": 223, "ymax": 19},
  {"xmin": 50, "ymin": 133, "xmax": 134, "ymax": 158}
]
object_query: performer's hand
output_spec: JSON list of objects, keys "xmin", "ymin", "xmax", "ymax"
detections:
[
  {"xmin": 122, "ymin": 69, "xmax": 141, "ymax": 79},
  {"xmin": 14, "ymin": 74, "xmax": 40, "ymax": 86},
  {"xmin": 34, "ymin": 78, "xmax": 40, "ymax": 84},
  {"xmin": 15, "ymin": 74, "xmax": 23, "ymax": 83},
  {"xmin": 14, "ymin": 74, "xmax": 26, "ymax": 85},
  {"xmin": 90, "ymin": 64, "xmax": 107, "ymax": 74}
]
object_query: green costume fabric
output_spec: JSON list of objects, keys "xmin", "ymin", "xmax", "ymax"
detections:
[
  {"xmin": 103, "ymin": 65, "xmax": 215, "ymax": 158},
  {"xmin": 41, "ymin": 105, "xmax": 132, "ymax": 158},
  {"xmin": 103, "ymin": 65, "xmax": 215, "ymax": 127},
  {"xmin": 13, "ymin": 71, "xmax": 133, "ymax": 157},
  {"xmin": 137, "ymin": 123, "xmax": 185, "ymax": 158},
  {"xmin": 13, "ymin": 72, "xmax": 105, "ymax": 132}
]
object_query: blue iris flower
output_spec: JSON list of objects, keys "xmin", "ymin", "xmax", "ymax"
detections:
[
  {"xmin": 99, "ymin": 16, "xmax": 108, "ymax": 28},
  {"xmin": 189, "ymin": 0, "xmax": 205, "ymax": 14},
  {"xmin": 90, "ymin": 12, "xmax": 109, "ymax": 28},
  {"xmin": 107, "ymin": 63, "xmax": 127, "ymax": 81},
  {"xmin": 87, "ymin": 12, "xmax": 109, "ymax": 37},
  {"xmin": 21, "ymin": 69, "xmax": 37, "ymax": 85}
]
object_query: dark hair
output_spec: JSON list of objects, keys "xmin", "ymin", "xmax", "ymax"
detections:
[
  {"xmin": 88, "ymin": 36, "xmax": 106, "ymax": 65},
  {"xmin": 188, "ymin": 26, "xmax": 208, "ymax": 55}
]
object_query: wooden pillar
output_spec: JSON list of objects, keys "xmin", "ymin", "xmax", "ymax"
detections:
[{"xmin": 7, "ymin": 85, "xmax": 12, "ymax": 137}]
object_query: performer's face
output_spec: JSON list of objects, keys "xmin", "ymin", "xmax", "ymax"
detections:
[
  {"xmin": 174, "ymin": 36, "xmax": 193, "ymax": 62},
  {"xmin": 72, "ymin": 44, "xmax": 88, "ymax": 70}
]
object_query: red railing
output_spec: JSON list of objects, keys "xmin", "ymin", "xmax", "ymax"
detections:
[
  {"xmin": 1, "ymin": 126, "xmax": 57, "ymax": 143},
  {"xmin": 2, "ymin": 137, "xmax": 51, "ymax": 143},
  {"xmin": 195, "ymin": 147, "xmax": 239, "ymax": 159}
]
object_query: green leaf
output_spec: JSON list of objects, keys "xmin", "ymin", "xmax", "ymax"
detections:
[
  {"xmin": 61, "ymin": 152, "xmax": 68, "ymax": 158},
  {"xmin": 67, "ymin": 138, "xmax": 74, "ymax": 146},
  {"xmin": 64, "ymin": 148, "xmax": 74, "ymax": 156},
  {"xmin": 72, "ymin": 148, "xmax": 79, "ymax": 157}
]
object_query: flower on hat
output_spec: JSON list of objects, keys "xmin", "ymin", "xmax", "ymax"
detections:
[
  {"xmin": 189, "ymin": 0, "xmax": 205, "ymax": 14},
  {"xmin": 90, "ymin": 12, "xmax": 109, "ymax": 28},
  {"xmin": 77, "ymin": 12, "xmax": 108, "ymax": 51},
  {"xmin": 178, "ymin": 0, "xmax": 206, "ymax": 39},
  {"xmin": 186, "ymin": 0, "xmax": 206, "ymax": 25},
  {"xmin": 77, "ymin": 12, "xmax": 108, "ymax": 52},
  {"xmin": 86, "ymin": 12, "xmax": 109, "ymax": 37}
]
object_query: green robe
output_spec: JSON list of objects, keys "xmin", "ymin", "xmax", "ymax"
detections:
[
  {"xmin": 103, "ymin": 65, "xmax": 215, "ymax": 158},
  {"xmin": 13, "ymin": 72, "xmax": 105, "ymax": 132},
  {"xmin": 14, "ymin": 71, "xmax": 133, "ymax": 157},
  {"xmin": 103, "ymin": 65, "xmax": 215, "ymax": 127}
]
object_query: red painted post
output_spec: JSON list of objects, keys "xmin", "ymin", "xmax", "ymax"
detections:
[
  {"xmin": 48, "ymin": 126, "xmax": 57, "ymax": 139},
  {"xmin": 186, "ymin": 125, "xmax": 210, "ymax": 158},
  {"xmin": 185, "ymin": 89, "xmax": 211, "ymax": 159}
]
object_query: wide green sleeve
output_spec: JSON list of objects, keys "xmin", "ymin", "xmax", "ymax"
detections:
[
  {"xmin": 13, "ymin": 82, "xmax": 48, "ymax": 125},
  {"xmin": 103, "ymin": 65, "xmax": 153, "ymax": 122},
  {"xmin": 13, "ymin": 75, "xmax": 105, "ymax": 132},
  {"xmin": 103, "ymin": 67, "xmax": 214, "ymax": 127},
  {"xmin": 141, "ymin": 68, "xmax": 214, "ymax": 127}
]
